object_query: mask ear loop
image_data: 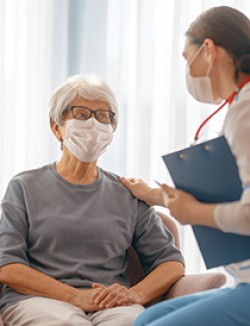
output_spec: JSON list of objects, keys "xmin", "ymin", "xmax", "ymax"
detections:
[
  {"xmin": 187, "ymin": 43, "xmax": 206, "ymax": 68},
  {"xmin": 204, "ymin": 42, "xmax": 214, "ymax": 77},
  {"xmin": 186, "ymin": 43, "xmax": 210, "ymax": 85},
  {"xmin": 187, "ymin": 43, "xmax": 212, "ymax": 77},
  {"xmin": 186, "ymin": 44, "xmax": 206, "ymax": 85},
  {"xmin": 205, "ymin": 62, "xmax": 213, "ymax": 77}
]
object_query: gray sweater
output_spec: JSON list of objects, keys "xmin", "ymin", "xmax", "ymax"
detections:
[{"xmin": 0, "ymin": 163, "xmax": 184, "ymax": 313}]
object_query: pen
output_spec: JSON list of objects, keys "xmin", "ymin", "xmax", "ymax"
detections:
[{"xmin": 154, "ymin": 180, "xmax": 162, "ymax": 187}]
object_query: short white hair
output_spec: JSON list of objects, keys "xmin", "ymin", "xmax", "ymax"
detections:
[{"xmin": 49, "ymin": 74, "xmax": 119, "ymax": 130}]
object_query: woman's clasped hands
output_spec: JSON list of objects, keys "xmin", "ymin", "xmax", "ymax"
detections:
[{"xmin": 73, "ymin": 282, "xmax": 138, "ymax": 312}]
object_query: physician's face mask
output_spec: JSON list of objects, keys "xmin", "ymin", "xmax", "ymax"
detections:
[
  {"xmin": 186, "ymin": 44, "xmax": 222, "ymax": 104},
  {"xmin": 62, "ymin": 118, "xmax": 113, "ymax": 162}
]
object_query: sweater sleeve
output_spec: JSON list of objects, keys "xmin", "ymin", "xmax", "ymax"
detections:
[
  {"xmin": 132, "ymin": 201, "xmax": 185, "ymax": 274},
  {"xmin": 0, "ymin": 178, "xmax": 30, "ymax": 267}
]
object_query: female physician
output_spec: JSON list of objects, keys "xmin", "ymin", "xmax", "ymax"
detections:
[{"xmin": 121, "ymin": 6, "xmax": 250, "ymax": 326}]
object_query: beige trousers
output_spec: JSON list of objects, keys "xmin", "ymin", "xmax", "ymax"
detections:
[{"xmin": 1, "ymin": 297, "xmax": 145, "ymax": 326}]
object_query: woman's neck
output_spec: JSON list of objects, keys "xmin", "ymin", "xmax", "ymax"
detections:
[
  {"xmin": 237, "ymin": 73, "xmax": 250, "ymax": 87},
  {"xmin": 56, "ymin": 152, "xmax": 98, "ymax": 185},
  {"xmin": 215, "ymin": 59, "xmax": 249, "ymax": 99}
]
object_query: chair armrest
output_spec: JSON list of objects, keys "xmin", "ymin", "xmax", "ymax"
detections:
[{"xmin": 164, "ymin": 273, "xmax": 226, "ymax": 300}]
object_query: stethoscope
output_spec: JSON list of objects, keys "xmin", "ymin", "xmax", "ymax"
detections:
[{"xmin": 194, "ymin": 76, "xmax": 250, "ymax": 142}]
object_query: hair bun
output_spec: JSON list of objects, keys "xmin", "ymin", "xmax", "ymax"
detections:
[{"xmin": 239, "ymin": 53, "xmax": 250, "ymax": 74}]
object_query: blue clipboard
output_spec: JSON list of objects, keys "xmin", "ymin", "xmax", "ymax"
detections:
[{"xmin": 162, "ymin": 136, "xmax": 250, "ymax": 269}]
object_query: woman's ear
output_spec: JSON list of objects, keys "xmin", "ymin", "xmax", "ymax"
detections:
[
  {"xmin": 50, "ymin": 120, "xmax": 63, "ymax": 142},
  {"xmin": 203, "ymin": 38, "xmax": 217, "ymax": 64},
  {"xmin": 50, "ymin": 120, "xmax": 64, "ymax": 150}
]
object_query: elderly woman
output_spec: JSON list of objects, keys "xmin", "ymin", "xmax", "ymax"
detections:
[{"xmin": 0, "ymin": 75, "xmax": 184, "ymax": 326}]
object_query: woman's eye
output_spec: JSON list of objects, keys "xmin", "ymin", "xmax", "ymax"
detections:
[{"xmin": 75, "ymin": 112, "xmax": 89, "ymax": 119}]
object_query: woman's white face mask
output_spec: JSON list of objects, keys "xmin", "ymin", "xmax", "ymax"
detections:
[
  {"xmin": 61, "ymin": 118, "xmax": 113, "ymax": 162},
  {"xmin": 186, "ymin": 44, "xmax": 222, "ymax": 104}
]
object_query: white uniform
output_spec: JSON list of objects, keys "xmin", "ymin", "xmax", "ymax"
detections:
[{"xmin": 214, "ymin": 82, "xmax": 250, "ymax": 283}]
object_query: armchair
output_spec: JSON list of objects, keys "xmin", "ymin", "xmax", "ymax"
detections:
[{"xmin": 127, "ymin": 211, "xmax": 226, "ymax": 304}]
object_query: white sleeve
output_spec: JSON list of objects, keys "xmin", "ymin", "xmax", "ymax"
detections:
[
  {"xmin": 214, "ymin": 87, "xmax": 250, "ymax": 235},
  {"xmin": 214, "ymin": 189, "xmax": 250, "ymax": 235}
]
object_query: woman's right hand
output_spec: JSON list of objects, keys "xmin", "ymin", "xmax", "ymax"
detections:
[
  {"xmin": 72, "ymin": 287, "xmax": 107, "ymax": 312},
  {"xmin": 120, "ymin": 177, "xmax": 164, "ymax": 206}
]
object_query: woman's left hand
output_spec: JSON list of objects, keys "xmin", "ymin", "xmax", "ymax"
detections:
[{"xmin": 92, "ymin": 283, "xmax": 138, "ymax": 308}]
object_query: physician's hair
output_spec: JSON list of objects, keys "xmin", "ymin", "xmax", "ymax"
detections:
[
  {"xmin": 186, "ymin": 6, "xmax": 250, "ymax": 81},
  {"xmin": 49, "ymin": 74, "xmax": 119, "ymax": 130}
]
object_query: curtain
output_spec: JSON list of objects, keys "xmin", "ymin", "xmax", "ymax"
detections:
[{"xmin": 1, "ymin": 0, "xmax": 250, "ymax": 274}]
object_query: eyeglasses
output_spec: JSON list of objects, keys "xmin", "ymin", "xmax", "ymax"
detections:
[{"xmin": 64, "ymin": 106, "xmax": 115, "ymax": 124}]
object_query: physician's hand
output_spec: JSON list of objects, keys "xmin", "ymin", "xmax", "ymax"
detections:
[
  {"xmin": 120, "ymin": 177, "xmax": 164, "ymax": 206},
  {"xmin": 162, "ymin": 184, "xmax": 218, "ymax": 228},
  {"xmin": 162, "ymin": 184, "xmax": 202, "ymax": 225}
]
